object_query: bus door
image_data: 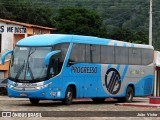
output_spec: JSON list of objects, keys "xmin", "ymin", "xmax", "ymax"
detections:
[
  {"xmin": 67, "ymin": 43, "xmax": 100, "ymax": 98},
  {"xmin": 66, "ymin": 63, "xmax": 85, "ymax": 98},
  {"xmin": 67, "ymin": 63, "xmax": 98, "ymax": 98},
  {"xmin": 83, "ymin": 65, "xmax": 99, "ymax": 98},
  {"xmin": 83, "ymin": 45, "xmax": 101, "ymax": 97},
  {"xmin": 83, "ymin": 77, "xmax": 98, "ymax": 97}
]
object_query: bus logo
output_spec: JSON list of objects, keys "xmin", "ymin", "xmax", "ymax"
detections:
[{"xmin": 105, "ymin": 68, "xmax": 121, "ymax": 94}]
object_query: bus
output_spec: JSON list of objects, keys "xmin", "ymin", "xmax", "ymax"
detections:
[{"xmin": 1, "ymin": 34, "xmax": 154, "ymax": 105}]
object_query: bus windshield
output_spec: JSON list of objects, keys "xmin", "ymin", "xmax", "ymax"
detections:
[{"xmin": 9, "ymin": 46, "xmax": 52, "ymax": 82}]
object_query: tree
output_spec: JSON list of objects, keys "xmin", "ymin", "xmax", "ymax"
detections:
[
  {"xmin": 0, "ymin": 0, "xmax": 55, "ymax": 27},
  {"xmin": 0, "ymin": 0, "xmax": 16, "ymax": 20},
  {"xmin": 111, "ymin": 28, "xmax": 148, "ymax": 44},
  {"xmin": 55, "ymin": 6, "xmax": 108, "ymax": 38},
  {"xmin": 0, "ymin": 0, "xmax": 154, "ymax": 48}
]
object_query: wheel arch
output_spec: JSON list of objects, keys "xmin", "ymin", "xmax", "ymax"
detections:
[
  {"xmin": 127, "ymin": 83, "xmax": 135, "ymax": 96},
  {"xmin": 67, "ymin": 84, "xmax": 77, "ymax": 98}
]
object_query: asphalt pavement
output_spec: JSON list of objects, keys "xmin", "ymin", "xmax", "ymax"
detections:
[{"xmin": 0, "ymin": 96, "xmax": 160, "ymax": 120}]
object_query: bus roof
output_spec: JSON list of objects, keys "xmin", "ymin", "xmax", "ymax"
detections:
[{"xmin": 16, "ymin": 34, "xmax": 153, "ymax": 49}]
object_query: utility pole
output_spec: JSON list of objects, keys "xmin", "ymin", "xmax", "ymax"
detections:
[
  {"xmin": 149, "ymin": 0, "xmax": 156, "ymax": 97},
  {"xmin": 149, "ymin": 0, "xmax": 152, "ymax": 45}
]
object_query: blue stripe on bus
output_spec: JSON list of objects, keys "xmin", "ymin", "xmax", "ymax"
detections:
[
  {"xmin": 107, "ymin": 64, "xmax": 112, "ymax": 70},
  {"xmin": 121, "ymin": 65, "xmax": 129, "ymax": 82},
  {"xmin": 131, "ymin": 44, "xmax": 134, "ymax": 47},
  {"xmin": 124, "ymin": 43, "xmax": 127, "ymax": 47},
  {"xmin": 116, "ymin": 64, "xmax": 120, "ymax": 71},
  {"xmin": 114, "ymin": 43, "xmax": 117, "ymax": 46}
]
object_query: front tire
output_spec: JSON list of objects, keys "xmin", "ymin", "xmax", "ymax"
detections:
[
  {"xmin": 62, "ymin": 87, "xmax": 73, "ymax": 105},
  {"xmin": 29, "ymin": 98, "xmax": 40, "ymax": 105}
]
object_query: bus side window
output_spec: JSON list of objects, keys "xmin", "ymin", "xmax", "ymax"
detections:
[
  {"xmin": 48, "ymin": 54, "xmax": 61, "ymax": 78},
  {"xmin": 86, "ymin": 44, "xmax": 100, "ymax": 63},
  {"xmin": 115, "ymin": 47, "xmax": 128, "ymax": 64},
  {"xmin": 86, "ymin": 45, "xmax": 91, "ymax": 63},
  {"xmin": 91, "ymin": 45, "xmax": 100, "ymax": 63},
  {"xmin": 129, "ymin": 48, "xmax": 141, "ymax": 65},
  {"xmin": 142, "ymin": 49, "xmax": 154, "ymax": 65},
  {"xmin": 53, "ymin": 43, "xmax": 70, "ymax": 65},
  {"xmin": 101, "ymin": 46, "xmax": 114, "ymax": 64},
  {"xmin": 69, "ymin": 44, "xmax": 85, "ymax": 63}
]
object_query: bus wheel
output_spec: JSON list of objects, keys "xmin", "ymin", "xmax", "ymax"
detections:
[
  {"xmin": 117, "ymin": 86, "xmax": 133, "ymax": 103},
  {"xmin": 29, "ymin": 98, "xmax": 40, "ymax": 105},
  {"xmin": 62, "ymin": 87, "xmax": 73, "ymax": 105},
  {"xmin": 125, "ymin": 86, "xmax": 134, "ymax": 102},
  {"xmin": 92, "ymin": 98, "xmax": 105, "ymax": 103}
]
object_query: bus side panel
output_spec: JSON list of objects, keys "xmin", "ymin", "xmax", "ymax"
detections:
[
  {"xmin": 98, "ymin": 64, "xmax": 129, "ymax": 97},
  {"xmin": 62, "ymin": 63, "xmax": 101, "ymax": 98},
  {"xmin": 98, "ymin": 64, "xmax": 154, "ymax": 98},
  {"xmin": 134, "ymin": 75, "xmax": 154, "ymax": 96},
  {"xmin": 62, "ymin": 76, "xmax": 84, "ymax": 98}
]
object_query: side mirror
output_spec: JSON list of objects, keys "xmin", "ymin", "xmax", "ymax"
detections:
[
  {"xmin": 1, "ymin": 50, "xmax": 13, "ymax": 64},
  {"xmin": 45, "ymin": 50, "xmax": 61, "ymax": 66}
]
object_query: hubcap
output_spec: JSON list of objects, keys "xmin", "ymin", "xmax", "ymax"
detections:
[
  {"xmin": 67, "ymin": 91, "xmax": 72, "ymax": 101},
  {"xmin": 127, "ymin": 91, "xmax": 132, "ymax": 100}
]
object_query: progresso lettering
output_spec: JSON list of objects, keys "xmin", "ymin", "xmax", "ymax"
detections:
[{"xmin": 71, "ymin": 66, "xmax": 97, "ymax": 74}]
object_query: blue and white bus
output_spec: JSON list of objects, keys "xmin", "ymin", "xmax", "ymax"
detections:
[{"xmin": 2, "ymin": 34, "xmax": 154, "ymax": 105}]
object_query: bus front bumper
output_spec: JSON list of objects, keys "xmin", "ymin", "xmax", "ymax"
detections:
[{"xmin": 7, "ymin": 85, "xmax": 64, "ymax": 100}]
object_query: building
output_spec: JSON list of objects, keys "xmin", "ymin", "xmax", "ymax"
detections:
[
  {"xmin": 0, "ymin": 18, "xmax": 56, "ymax": 79},
  {"xmin": 154, "ymin": 51, "xmax": 160, "ymax": 96}
]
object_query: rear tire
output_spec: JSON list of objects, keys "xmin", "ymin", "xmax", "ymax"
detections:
[
  {"xmin": 29, "ymin": 98, "xmax": 40, "ymax": 105},
  {"xmin": 62, "ymin": 87, "xmax": 73, "ymax": 105},
  {"xmin": 125, "ymin": 86, "xmax": 134, "ymax": 102},
  {"xmin": 117, "ymin": 86, "xmax": 133, "ymax": 103}
]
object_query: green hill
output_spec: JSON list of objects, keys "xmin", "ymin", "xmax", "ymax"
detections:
[{"xmin": 0, "ymin": 0, "xmax": 160, "ymax": 50}]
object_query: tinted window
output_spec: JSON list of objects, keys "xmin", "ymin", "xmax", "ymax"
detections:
[
  {"xmin": 91, "ymin": 45, "xmax": 100, "ymax": 63},
  {"xmin": 101, "ymin": 46, "xmax": 114, "ymax": 64},
  {"xmin": 70, "ymin": 44, "xmax": 85, "ymax": 62},
  {"xmin": 85, "ymin": 45, "xmax": 100, "ymax": 63},
  {"xmin": 115, "ymin": 47, "xmax": 128, "ymax": 64},
  {"xmin": 142, "ymin": 49, "xmax": 154, "ymax": 65},
  {"xmin": 129, "ymin": 48, "xmax": 141, "ymax": 65},
  {"xmin": 53, "ymin": 43, "xmax": 69, "ymax": 62},
  {"xmin": 86, "ymin": 45, "xmax": 91, "ymax": 63},
  {"xmin": 48, "ymin": 53, "xmax": 61, "ymax": 78}
]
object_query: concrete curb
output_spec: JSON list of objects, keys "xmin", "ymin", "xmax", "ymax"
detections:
[{"xmin": 115, "ymin": 103, "xmax": 160, "ymax": 108}]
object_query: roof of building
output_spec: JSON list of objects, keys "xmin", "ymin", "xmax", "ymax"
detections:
[
  {"xmin": 0, "ymin": 18, "xmax": 56, "ymax": 30},
  {"xmin": 16, "ymin": 34, "xmax": 154, "ymax": 49}
]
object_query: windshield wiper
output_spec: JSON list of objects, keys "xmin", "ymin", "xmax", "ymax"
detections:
[
  {"xmin": 26, "ymin": 66, "xmax": 34, "ymax": 80},
  {"xmin": 15, "ymin": 60, "xmax": 25, "ymax": 80},
  {"xmin": 24, "ymin": 48, "xmax": 36, "ymax": 80}
]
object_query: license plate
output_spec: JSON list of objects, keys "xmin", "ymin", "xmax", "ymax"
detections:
[{"xmin": 20, "ymin": 93, "xmax": 28, "ymax": 97}]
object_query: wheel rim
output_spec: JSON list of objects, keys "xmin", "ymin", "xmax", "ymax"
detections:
[
  {"xmin": 127, "ymin": 91, "xmax": 132, "ymax": 101},
  {"xmin": 67, "ymin": 91, "xmax": 72, "ymax": 102}
]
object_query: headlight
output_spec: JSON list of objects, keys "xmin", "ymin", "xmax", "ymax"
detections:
[
  {"xmin": 35, "ymin": 82, "xmax": 52, "ymax": 90},
  {"xmin": 8, "ymin": 82, "xmax": 52, "ymax": 91}
]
